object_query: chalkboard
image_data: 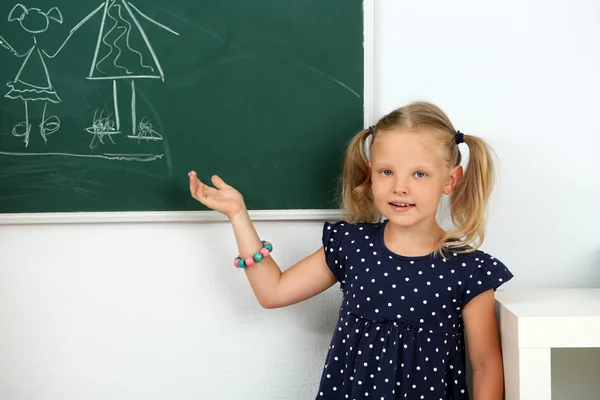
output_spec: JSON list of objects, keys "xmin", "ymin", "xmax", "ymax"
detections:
[{"xmin": 0, "ymin": 0, "xmax": 365, "ymax": 216}]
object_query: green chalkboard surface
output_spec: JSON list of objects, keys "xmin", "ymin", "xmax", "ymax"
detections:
[{"xmin": 0, "ymin": 0, "xmax": 363, "ymax": 214}]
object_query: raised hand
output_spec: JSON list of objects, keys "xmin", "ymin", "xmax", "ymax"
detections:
[
  {"xmin": 0, "ymin": 35, "xmax": 19, "ymax": 57},
  {"xmin": 188, "ymin": 171, "xmax": 246, "ymax": 219}
]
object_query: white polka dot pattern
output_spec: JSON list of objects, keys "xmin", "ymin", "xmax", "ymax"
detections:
[{"xmin": 317, "ymin": 220, "xmax": 513, "ymax": 399}]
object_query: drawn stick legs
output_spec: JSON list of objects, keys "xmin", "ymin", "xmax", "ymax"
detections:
[
  {"xmin": 12, "ymin": 101, "xmax": 61, "ymax": 146},
  {"xmin": 12, "ymin": 100, "xmax": 31, "ymax": 146},
  {"xmin": 113, "ymin": 79, "xmax": 120, "ymax": 131},
  {"xmin": 131, "ymin": 79, "xmax": 136, "ymax": 138},
  {"xmin": 111, "ymin": 79, "xmax": 139, "ymax": 138},
  {"xmin": 126, "ymin": 79, "xmax": 162, "ymax": 142},
  {"xmin": 39, "ymin": 102, "xmax": 61, "ymax": 143},
  {"xmin": 87, "ymin": 78, "xmax": 163, "ymax": 146}
]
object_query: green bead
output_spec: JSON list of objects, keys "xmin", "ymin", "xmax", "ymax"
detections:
[
  {"xmin": 253, "ymin": 253, "xmax": 264, "ymax": 262},
  {"xmin": 261, "ymin": 240, "xmax": 266, "ymax": 245},
  {"xmin": 264, "ymin": 243, "xmax": 273, "ymax": 252},
  {"xmin": 238, "ymin": 259, "xmax": 246, "ymax": 268}
]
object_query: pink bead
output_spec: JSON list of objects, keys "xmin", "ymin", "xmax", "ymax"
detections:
[
  {"xmin": 245, "ymin": 257, "xmax": 255, "ymax": 266},
  {"xmin": 234, "ymin": 259, "xmax": 240, "ymax": 268},
  {"xmin": 260, "ymin": 248, "xmax": 270, "ymax": 257}
]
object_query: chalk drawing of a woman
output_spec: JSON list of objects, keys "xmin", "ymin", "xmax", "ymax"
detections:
[{"xmin": 82, "ymin": 0, "xmax": 179, "ymax": 148}]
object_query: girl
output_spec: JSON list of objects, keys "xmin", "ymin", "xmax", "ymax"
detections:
[
  {"xmin": 188, "ymin": 101, "xmax": 514, "ymax": 400},
  {"xmin": 1, "ymin": 5, "xmax": 66, "ymax": 146}
]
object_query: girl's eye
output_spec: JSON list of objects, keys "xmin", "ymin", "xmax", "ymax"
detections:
[
  {"xmin": 381, "ymin": 169, "xmax": 392, "ymax": 176},
  {"xmin": 414, "ymin": 171, "xmax": 426, "ymax": 178}
]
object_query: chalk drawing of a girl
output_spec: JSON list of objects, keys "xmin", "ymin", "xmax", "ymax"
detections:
[
  {"xmin": 81, "ymin": 0, "xmax": 179, "ymax": 148},
  {"xmin": 0, "ymin": 4, "xmax": 96, "ymax": 147}
]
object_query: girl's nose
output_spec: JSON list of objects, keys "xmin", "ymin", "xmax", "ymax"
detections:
[{"xmin": 392, "ymin": 179, "xmax": 410, "ymax": 195}]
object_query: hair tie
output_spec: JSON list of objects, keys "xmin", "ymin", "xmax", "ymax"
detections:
[{"xmin": 455, "ymin": 130, "xmax": 464, "ymax": 144}]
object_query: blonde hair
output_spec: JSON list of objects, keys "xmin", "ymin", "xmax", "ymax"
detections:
[{"xmin": 341, "ymin": 101, "xmax": 497, "ymax": 255}]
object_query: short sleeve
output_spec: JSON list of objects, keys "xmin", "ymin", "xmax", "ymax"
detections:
[
  {"xmin": 461, "ymin": 252, "xmax": 514, "ymax": 307},
  {"xmin": 322, "ymin": 221, "xmax": 348, "ymax": 290}
]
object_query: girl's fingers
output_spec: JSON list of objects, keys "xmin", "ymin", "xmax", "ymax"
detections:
[
  {"xmin": 189, "ymin": 172, "xmax": 210, "ymax": 202},
  {"xmin": 189, "ymin": 171, "xmax": 232, "ymax": 212},
  {"xmin": 211, "ymin": 175, "xmax": 230, "ymax": 190},
  {"xmin": 188, "ymin": 172, "xmax": 197, "ymax": 198},
  {"xmin": 189, "ymin": 171, "xmax": 204, "ymax": 200}
]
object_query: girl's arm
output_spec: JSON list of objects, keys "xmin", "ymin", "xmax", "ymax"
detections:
[
  {"xmin": 0, "ymin": 35, "xmax": 26, "ymax": 57},
  {"xmin": 127, "ymin": 2, "xmax": 179, "ymax": 36},
  {"xmin": 42, "ymin": 3, "xmax": 104, "ymax": 59},
  {"xmin": 190, "ymin": 172, "xmax": 337, "ymax": 308},
  {"xmin": 462, "ymin": 289, "xmax": 505, "ymax": 400},
  {"xmin": 230, "ymin": 211, "xmax": 337, "ymax": 308}
]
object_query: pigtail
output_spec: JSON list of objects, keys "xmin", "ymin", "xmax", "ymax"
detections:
[
  {"xmin": 8, "ymin": 4, "xmax": 27, "ymax": 22},
  {"xmin": 341, "ymin": 128, "xmax": 379, "ymax": 223},
  {"xmin": 442, "ymin": 134, "xmax": 497, "ymax": 253},
  {"xmin": 47, "ymin": 7, "xmax": 63, "ymax": 24}
]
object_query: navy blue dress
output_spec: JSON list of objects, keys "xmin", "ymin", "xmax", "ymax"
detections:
[{"xmin": 317, "ymin": 220, "xmax": 514, "ymax": 400}]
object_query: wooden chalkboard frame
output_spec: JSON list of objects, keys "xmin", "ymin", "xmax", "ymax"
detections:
[{"xmin": 0, "ymin": 0, "xmax": 375, "ymax": 225}]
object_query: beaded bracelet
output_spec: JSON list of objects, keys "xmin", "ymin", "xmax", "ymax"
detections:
[{"xmin": 234, "ymin": 240, "xmax": 273, "ymax": 268}]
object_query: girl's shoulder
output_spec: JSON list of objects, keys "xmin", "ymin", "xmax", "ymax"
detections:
[
  {"xmin": 441, "ymin": 239, "xmax": 507, "ymax": 267},
  {"xmin": 322, "ymin": 220, "xmax": 383, "ymax": 254},
  {"xmin": 322, "ymin": 220, "xmax": 384, "ymax": 288},
  {"xmin": 447, "ymin": 248, "xmax": 514, "ymax": 297},
  {"xmin": 449, "ymin": 248, "xmax": 508, "ymax": 268},
  {"xmin": 323, "ymin": 219, "xmax": 383, "ymax": 241}
]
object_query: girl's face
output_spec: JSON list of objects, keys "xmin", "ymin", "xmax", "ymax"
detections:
[
  {"xmin": 19, "ymin": 10, "xmax": 50, "ymax": 34},
  {"xmin": 369, "ymin": 130, "xmax": 462, "ymax": 229}
]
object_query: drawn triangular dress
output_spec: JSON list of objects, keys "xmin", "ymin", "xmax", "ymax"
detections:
[
  {"xmin": 88, "ymin": 0, "xmax": 164, "ymax": 81},
  {"xmin": 5, "ymin": 42, "xmax": 61, "ymax": 103}
]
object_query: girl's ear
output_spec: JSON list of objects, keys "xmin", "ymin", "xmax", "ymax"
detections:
[
  {"xmin": 47, "ymin": 7, "xmax": 63, "ymax": 24},
  {"xmin": 8, "ymin": 4, "xmax": 27, "ymax": 22},
  {"xmin": 443, "ymin": 165, "xmax": 463, "ymax": 195}
]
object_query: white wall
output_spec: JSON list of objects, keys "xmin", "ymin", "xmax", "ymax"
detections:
[
  {"xmin": 0, "ymin": 222, "xmax": 338, "ymax": 399},
  {"xmin": 1, "ymin": 1, "xmax": 599, "ymax": 399}
]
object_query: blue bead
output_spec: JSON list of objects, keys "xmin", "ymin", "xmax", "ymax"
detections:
[
  {"xmin": 238, "ymin": 259, "xmax": 246, "ymax": 268},
  {"xmin": 264, "ymin": 243, "xmax": 273, "ymax": 252},
  {"xmin": 253, "ymin": 253, "xmax": 264, "ymax": 262}
]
